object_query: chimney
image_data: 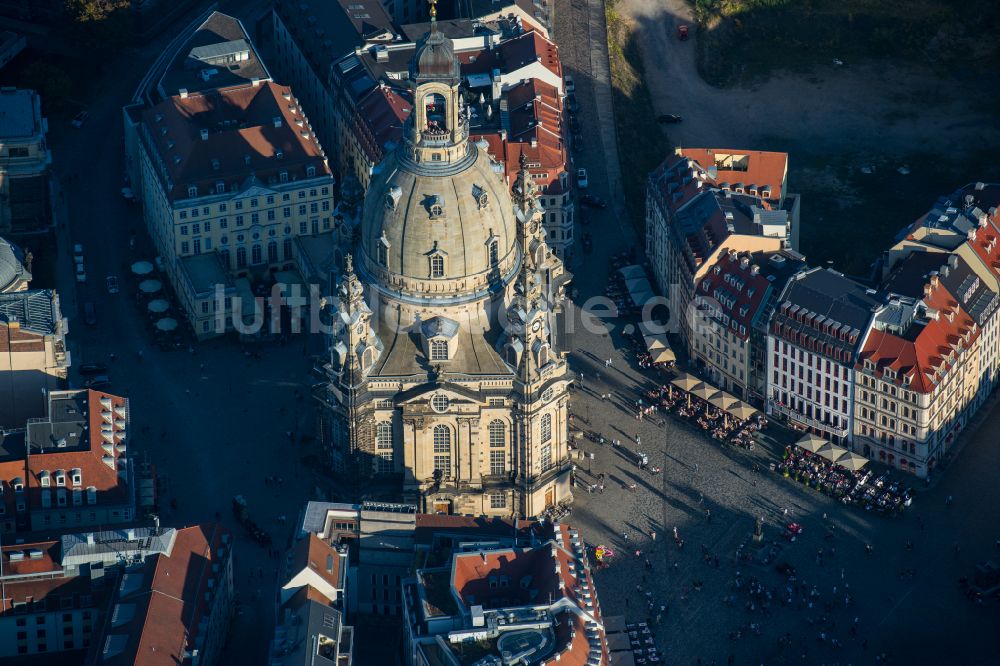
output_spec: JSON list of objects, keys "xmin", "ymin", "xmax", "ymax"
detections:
[
  {"xmin": 178, "ymin": 88, "xmax": 188, "ymax": 99},
  {"xmin": 200, "ymin": 129, "xmax": 209, "ymax": 141},
  {"xmin": 86, "ymin": 533, "xmax": 95, "ymax": 545},
  {"xmin": 273, "ymin": 117, "xmax": 282, "ymax": 128},
  {"xmin": 125, "ymin": 528, "xmax": 136, "ymax": 541},
  {"xmin": 251, "ymin": 77, "xmax": 261, "ymax": 87},
  {"xmin": 530, "ymin": 138, "xmax": 538, "ymax": 148}
]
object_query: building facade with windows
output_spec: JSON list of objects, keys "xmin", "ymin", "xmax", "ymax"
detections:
[
  {"xmin": 125, "ymin": 81, "xmax": 337, "ymax": 338},
  {"xmin": 314, "ymin": 24, "xmax": 573, "ymax": 519},
  {"xmin": 691, "ymin": 249, "xmax": 805, "ymax": 401},
  {"xmin": 646, "ymin": 149, "xmax": 797, "ymax": 350},
  {"xmin": 0, "ymin": 389, "xmax": 133, "ymax": 534},
  {"xmin": 0, "ymin": 87, "xmax": 51, "ymax": 234},
  {"xmin": 766, "ymin": 268, "xmax": 881, "ymax": 445},
  {"xmin": 852, "ymin": 252, "xmax": 986, "ymax": 477},
  {"xmin": 124, "ymin": 13, "xmax": 340, "ymax": 338}
]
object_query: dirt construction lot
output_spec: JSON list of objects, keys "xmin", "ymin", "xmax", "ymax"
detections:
[{"xmin": 617, "ymin": 0, "xmax": 1000, "ymax": 274}]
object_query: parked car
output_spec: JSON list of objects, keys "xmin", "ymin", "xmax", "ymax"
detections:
[
  {"xmin": 572, "ymin": 139, "xmax": 584, "ymax": 154},
  {"xmin": 83, "ymin": 302, "xmax": 97, "ymax": 326},
  {"xmin": 73, "ymin": 244, "xmax": 84, "ymax": 263},
  {"xmin": 75, "ymin": 263, "xmax": 86, "ymax": 283},
  {"xmin": 79, "ymin": 362, "xmax": 109, "ymax": 375},
  {"xmin": 576, "ymin": 168, "xmax": 589, "ymax": 189},
  {"xmin": 657, "ymin": 114, "xmax": 683, "ymax": 124},
  {"xmin": 71, "ymin": 111, "xmax": 89, "ymax": 128},
  {"xmin": 566, "ymin": 93, "xmax": 579, "ymax": 114},
  {"xmin": 564, "ymin": 74, "xmax": 575, "ymax": 93},
  {"xmin": 580, "ymin": 194, "xmax": 608, "ymax": 209},
  {"xmin": 106, "ymin": 276, "xmax": 119, "ymax": 294},
  {"xmin": 84, "ymin": 375, "xmax": 111, "ymax": 389},
  {"xmin": 569, "ymin": 117, "xmax": 581, "ymax": 133},
  {"xmin": 677, "ymin": 25, "xmax": 689, "ymax": 40}
]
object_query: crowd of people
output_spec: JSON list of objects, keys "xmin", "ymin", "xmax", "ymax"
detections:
[
  {"xmin": 779, "ymin": 445, "xmax": 914, "ymax": 516},
  {"xmin": 643, "ymin": 385, "xmax": 766, "ymax": 451}
]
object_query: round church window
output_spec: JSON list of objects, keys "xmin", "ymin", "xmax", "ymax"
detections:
[{"xmin": 431, "ymin": 395, "xmax": 449, "ymax": 413}]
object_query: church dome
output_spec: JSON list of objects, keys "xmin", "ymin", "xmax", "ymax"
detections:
[
  {"xmin": 358, "ymin": 142, "xmax": 519, "ymax": 303},
  {"xmin": 412, "ymin": 29, "xmax": 461, "ymax": 82}
]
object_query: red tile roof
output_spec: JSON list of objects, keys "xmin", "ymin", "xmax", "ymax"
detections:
[
  {"xmin": 445, "ymin": 522, "xmax": 609, "ymax": 665},
  {"xmin": 498, "ymin": 29, "xmax": 561, "ymax": 80},
  {"xmin": 678, "ymin": 148, "xmax": 787, "ymax": 201},
  {"xmin": 141, "ymin": 81, "xmax": 332, "ymax": 202},
  {"xmin": 286, "ymin": 533, "xmax": 344, "ymax": 603},
  {"xmin": 351, "ymin": 84, "xmax": 412, "ymax": 165},
  {"xmin": 859, "ymin": 279, "xmax": 979, "ymax": 393},
  {"xmin": 0, "ymin": 390, "xmax": 131, "ymax": 522},
  {"xmin": 129, "ymin": 524, "xmax": 230, "ymax": 666}
]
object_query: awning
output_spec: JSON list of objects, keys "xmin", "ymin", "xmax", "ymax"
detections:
[
  {"xmin": 155, "ymin": 317, "xmax": 178, "ymax": 332},
  {"xmin": 138, "ymin": 279, "xmax": 162, "ymax": 294},
  {"xmin": 650, "ymin": 347, "xmax": 676, "ymax": 364},
  {"xmin": 131, "ymin": 261, "xmax": 154, "ymax": 276},
  {"xmin": 816, "ymin": 442, "xmax": 848, "ymax": 463},
  {"xmin": 689, "ymin": 383, "xmax": 715, "ymax": 400},
  {"xmin": 147, "ymin": 299, "xmax": 169, "ymax": 314},
  {"xmin": 643, "ymin": 332, "xmax": 669, "ymax": 351},
  {"xmin": 618, "ymin": 264, "xmax": 646, "ymax": 280},
  {"xmin": 708, "ymin": 391, "xmax": 739, "ymax": 411},
  {"xmin": 834, "ymin": 451, "xmax": 869, "ymax": 471},
  {"xmin": 728, "ymin": 401, "xmax": 760, "ymax": 420},
  {"xmin": 796, "ymin": 434, "xmax": 828, "ymax": 453},
  {"xmin": 671, "ymin": 373, "xmax": 701, "ymax": 391}
]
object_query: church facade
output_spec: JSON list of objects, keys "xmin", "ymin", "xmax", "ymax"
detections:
[{"xmin": 314, "ymin": 17, "xmax": 574, "ymax": 518}]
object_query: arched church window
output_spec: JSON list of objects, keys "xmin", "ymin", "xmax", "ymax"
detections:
[
  {"xmin": 541, "ymin": 413, "xmax": 552, "ymax": 443},
  {"xmin": 377, "ymin": 241, "xmax": 388, "ymax": 267},
  {"xmin": 430, "ymin": 254, "xmax": 444, "ymax": 278},
  {"xmin": 433, "ymin": 425, "xmax": 451, "ymax": 478},
  {"xmin": 488, "ymin": 420, "xmax": 505, "ymax": 447},
  {"xmin": 489, "ymin": 240, "xmax": 499, "ymax": 266}
]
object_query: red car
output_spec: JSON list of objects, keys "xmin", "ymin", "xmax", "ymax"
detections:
[{"xmin": 677, "ymin": 25, "xmax": 689, "ymax": 40}]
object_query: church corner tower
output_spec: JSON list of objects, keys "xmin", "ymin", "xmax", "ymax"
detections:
[{"xmin": 316, "ymin": 4, "xmax": 573, "ymax": 517}]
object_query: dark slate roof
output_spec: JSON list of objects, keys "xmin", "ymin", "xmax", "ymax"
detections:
[
  {"xmin": 773, "ymin": 268, "xmax": 881, "ymax": 358},
  {"xmin": 273, "ymin": 0, "xmax": 395, "ymax": 85},
  {"xmin": 158, "ymin": 12, "xmax": 270, "ymax": 99},
  {"xmin": 0, "ymin": 289, "xmax": 59, "ymax": 335},
  {"xmin": 884, "ymin": 250, "xmax": 998, "ymax": 328}
]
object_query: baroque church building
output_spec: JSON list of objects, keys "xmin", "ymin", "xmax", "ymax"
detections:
[{"xmin": 314, "ymin": 16, "xmax": 574, "ymax": 518}]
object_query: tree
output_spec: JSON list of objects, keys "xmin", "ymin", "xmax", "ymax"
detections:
[{"xmin": 61, "ymin": 0, "xmax": 134, "ymax": 57}]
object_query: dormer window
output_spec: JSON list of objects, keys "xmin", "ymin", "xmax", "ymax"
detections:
[
  {"xmin": 187, "ymin": 186, "xmax": 197, "ymax": 198},
  {"xmin": 430, "ymin": 254, "xmax": 444, "ymax": 278},
  {"xmin": 71, "ymin": 469, "xmax": 82, "ymax": 486},
  {"xmin": 39, "ymin": 471, "xmax": 50, "ymax": 488},
  {"xmin": 55, "ymin": 471, "xmax": 66, "ymax": 487},
  {"xmin": 377, "ymin": 238, "xmax": 389, "ymax": 267},
  {"xmin": 306, "ymin": 166, "xmax": 316, "ymax": 177},
  {"xmin": 430, "ymin": 339, "xmax": 448, "ymax": 361}
]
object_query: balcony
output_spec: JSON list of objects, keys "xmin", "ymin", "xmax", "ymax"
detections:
[{"xmin": 770, "ymin": 402, "xmax": 848, "ymax": 438}]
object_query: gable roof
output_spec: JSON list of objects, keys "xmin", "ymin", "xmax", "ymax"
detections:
[
  {"xmin": 285, "ymin": 534, "xmax": 345, "ymax": 604},
  {"xmin": 141, "ymin": 81, "xmax": 331, "ymax": 202}
]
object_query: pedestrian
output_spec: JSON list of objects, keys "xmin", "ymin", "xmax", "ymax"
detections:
[
  {"xmin": 694, "ymin": 463, "xmax": 699, "ymax": 472},
  {"xmin": 650, "ymin": 530, "xmax": 656, "ymax": 541},
  {"xmin": 623, "ymin": 531, "xmax": 629, "ymax": 542},
  {"xmin": 706, "ymin": 509, "xmax": 712, "ymax": 523}
]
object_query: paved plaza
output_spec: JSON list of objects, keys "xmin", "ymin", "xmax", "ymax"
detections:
[{"xmin": 565, "ymin": 334, "xmax": 1000, "ymax": 665}]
